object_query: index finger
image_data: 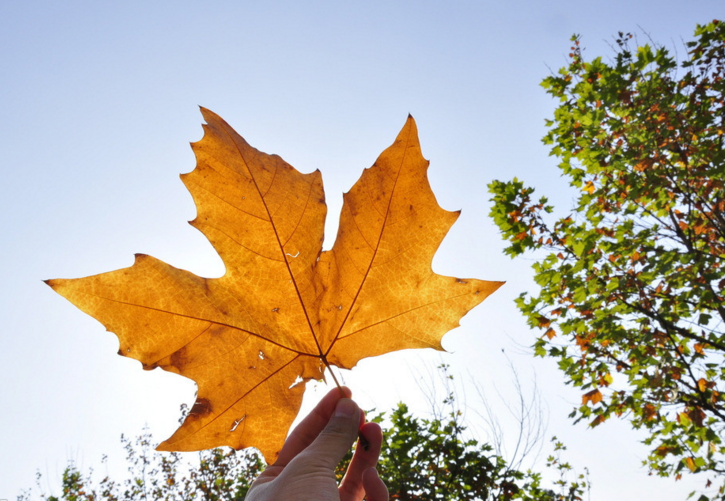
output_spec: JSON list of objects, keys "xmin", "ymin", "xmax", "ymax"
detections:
[{"xmin": 273, "ymin": 385, "xmax": 353, "ymax": 468}]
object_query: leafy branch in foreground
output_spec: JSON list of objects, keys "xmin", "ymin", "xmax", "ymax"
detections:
[{"xmin": 489, "ymin": 20, "xmax": 725, "ymax": 499}]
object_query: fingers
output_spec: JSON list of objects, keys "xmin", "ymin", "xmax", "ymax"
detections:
[
  {"xmin": 362, "ymin": 468, "xmax": 389, "ymax": 501},
  {"xmin": 297, "ymin": 398, "xmax": 361, "ymax": 471},
  {"xmin": 339, "ymin": 422, "xmax": 383, "ymax": 501},
  {"xmin": 274, "ymin": 385, "xmax": 352, "ymax": 468},
  {"xmin": 253, "ymin": 386, "xmax": 351, "ymax": 486}
]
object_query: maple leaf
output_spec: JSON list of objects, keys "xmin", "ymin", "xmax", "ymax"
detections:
[{"xmin": 47, "ymin": 109, "xmax": 503, "ymax": 463}]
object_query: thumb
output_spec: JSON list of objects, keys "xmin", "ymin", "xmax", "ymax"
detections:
[{"xmin": 301, "ymin": 398, "xmax": 360, "ymax": 471}]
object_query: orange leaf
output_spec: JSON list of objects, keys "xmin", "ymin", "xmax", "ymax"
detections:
[
  {"xmin": 590, "ymin": 414, "xmax": 606, "ymax": 427},
  {"xmin": 685, "ymin": 457, "xmax": 697, "ymax": 473},
  {"xmin": 688, "ymin": 407, "xmax": 706, "ymax": 427},
  {"xmin": 46, "ymin": 110, "xmax": 503, "ymax": 463},
  {"xmin": 643, "ymin": 403, "xmax": 657, "ymax": 421},
  {"xmin": 582, "ymin": 388, "xmax": 602, "ymax": 405},
  {"xmin": 698, "ymin": 378, "xmax": 709, "ymax": 392},
  {"xmin": 656, "ymin": 444, "xmax": 675, "ymax": 457},
  {"xmin": 544, "ymin": 328, "xmax": 556, "ymax": 340},
  {"xmin": 537, "ymin": 316, "xmax": 551, "ymax": 328}
]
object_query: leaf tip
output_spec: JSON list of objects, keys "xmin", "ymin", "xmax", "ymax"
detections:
[
  {"xmin": 155, "ymin": 441, "xmax": 172, "ymax": 452},
  {"xmin": 198, "ymin": 106, "xmax": 221, "ymax": 125},
  {"xmin": 490, "ymin": 281, "xmax": 506, "ymax": 292},
  {"xmin": 405, "ymin": 113, "xmax": 418, "ymax": 130}
]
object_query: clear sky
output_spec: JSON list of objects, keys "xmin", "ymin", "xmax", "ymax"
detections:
[{"xmin": 1, "ymin": 1, "xmax": 722, "ymax": 499}]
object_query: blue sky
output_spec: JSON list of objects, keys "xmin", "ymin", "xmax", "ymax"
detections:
[{"xmin": 1, "ymin": 1, "xmax": 722, "ymax": 499}]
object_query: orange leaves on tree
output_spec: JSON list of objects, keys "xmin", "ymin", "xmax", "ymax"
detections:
[
  {"xmin": 582, "ymin": 388, "xmax": 603, "ymax": 406},
  {"xmin": 656, "ymin": 444, "xmax": 676, "ymax": 458},
  {"xmin": 677, "ymin": 407, "xmax": 706, "ymax": 428},
  {"xmin": 643, "ymin": 403, "xmax": 658, "ymax": 421},
  {"xmin": 698, "ymin": 378, "xmax": 712, "ymax": 392},
  {"xmin": 46, "ymin": 109, "xmax": 503, "ymax": 463},
  {"xmin": 589, "ymin": 414, "xmax": 606, "ymax": 427},
  {"xmin": 686, "ymin": 407, "xmax": 706, "ymax": 427}
]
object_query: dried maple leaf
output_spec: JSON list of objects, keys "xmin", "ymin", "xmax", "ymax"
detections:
[{"xmin": 47, "ymin": 109, "xmax": 503, "ymax": 463}]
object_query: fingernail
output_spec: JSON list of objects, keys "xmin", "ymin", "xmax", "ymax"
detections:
[{"xmin": 335, "ymin": 398, "xmax": 356, "ymax": 418}]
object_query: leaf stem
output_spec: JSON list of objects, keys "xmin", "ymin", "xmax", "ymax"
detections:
[
  {"xmin": 321, "ymin": 357, "xmax": 366, "ymax": 447},
  {"xmin": 321, "ymin": 357, "xmax": 344, "ymax": 396}
]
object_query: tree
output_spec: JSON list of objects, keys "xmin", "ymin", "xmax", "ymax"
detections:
[
  {"xmin": 20, "ymin": 375, "xmax": 588, "ymax": 501},
  {"xmin": 19, "ymin": 432, "xmax": 264, "ymax": 501},
  {"xmin": 489, "ymin": 20, "xmax": 725, "ymax": 498}
]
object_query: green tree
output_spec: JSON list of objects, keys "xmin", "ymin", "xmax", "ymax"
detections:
[
  {"xmin": 20, "ymin": 383, "xmax": 588, "ymax": 501},
  {"xmin": 489, "ymin": 20, "xmax": 725, "ymax": 498},
  {"xmin": 19, "ymin": 432, "xmax": 264, "ymax": 501},
  {"xmin": 337, "ymin": 402, "xmax": 586, "ymax": 500}
]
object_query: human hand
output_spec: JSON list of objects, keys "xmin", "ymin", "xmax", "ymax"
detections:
[{"xmin": 245, "ymin": 386, "xmax": 388, "ymax": 501}]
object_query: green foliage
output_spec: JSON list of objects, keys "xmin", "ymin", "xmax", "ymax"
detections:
[
  {"xmin": 489, "ymin": 20, "xmax": 725, "ymax": 499},
  {"xmin": 339, "ymin": 400, "xmax": 510, "ymax": 499},
  {"xmin": 339, "ymin": 365, "xmax": 588, "ymax": 500},
  {"xmin": 336, "ymin": 402, "xmax": 586, "ymax": 501},
  {"xmin": 19, "ymin": 432, "xmax": 264, "ymax": 501},
  {"xmin": 20, "ymin": 386, "xmax": 588, "ymax": 501}
]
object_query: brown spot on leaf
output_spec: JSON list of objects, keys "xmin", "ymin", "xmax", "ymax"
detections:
[
  {"xmin": 190, "ymin": 398, "xmax": 212, "ymax": 417},
  {"xmin": 170, "ymin": 348, "xmax": 189, "ymax": 368}
]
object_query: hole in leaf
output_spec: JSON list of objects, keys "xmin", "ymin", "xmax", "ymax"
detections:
[
  {"xmin": 230, "ymin": 415, "xmax": 246, "ymax": 432},
  {"xmin": 258, "ymin": 350, "xmax": 265, "ymax": 360},
  {"xmin": 289, "ymin": 376, "xmax": 304, "ymax": 389}
]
